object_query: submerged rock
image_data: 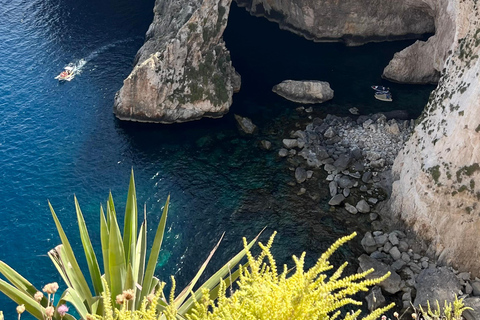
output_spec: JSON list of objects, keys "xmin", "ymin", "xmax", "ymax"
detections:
[
  {"xmin": 272, "ymin": 80, "xmax": 334, "ymax": 104},
  {"xmin": 234, "ymin": 114, "xmax": 257, "ymax": 134}
]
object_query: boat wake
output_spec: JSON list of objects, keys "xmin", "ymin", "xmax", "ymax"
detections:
[{"xmin": 59, "ymin": 38, "xmax": 137, "ymax": 77}]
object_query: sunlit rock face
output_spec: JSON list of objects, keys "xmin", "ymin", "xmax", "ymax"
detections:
[
  {"xmin": 113, "ymin": 0, "xmax": 239, "ymax": 123},
  {"xmin": 389, "ymin": 0, "xmax": 480, "ymax": 275},
  {"xmin": 382, "ymin": 0, "xmax": 455, "ymax": 84},
  {"xmin": 235, "ymin": 0, "xmax": 434, "ymax": 46}
]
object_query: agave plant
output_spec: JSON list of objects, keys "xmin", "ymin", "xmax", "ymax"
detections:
[{"xmin": 0, "ymin": 170, "xmax": 258, "ymax": 319}]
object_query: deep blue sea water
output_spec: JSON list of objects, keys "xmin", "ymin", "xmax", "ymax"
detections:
[{"xmin": 0, "ymin": 0, "xmax": 434, "ymax": 316}]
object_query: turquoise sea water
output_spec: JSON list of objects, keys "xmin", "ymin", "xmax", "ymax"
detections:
[{"xmin": 0, "ymin": 0, "xmax": 434, "ymax": 316}]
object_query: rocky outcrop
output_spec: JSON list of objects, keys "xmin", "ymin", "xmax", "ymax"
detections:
[
  {"xmin": 272, "ymin": 80, "xmax": 333, "ymax": 104},
  {"xmin": 236, "ymin": 0, "xmax": 434, "ymax": 46},
  {"xmin": 382, "ymin": 0, "xmax": 455, "ymax": 84},
  {"xmin": 113, "ymin": 0, "xmax": 239, "ymax": 123},
  {"xmin": 389, "ymin": 0, "xmax": 480, "ymax": 275},
  {"xmin": 234, "ymin": 114, "xmax": 257, "ymax": 134}
]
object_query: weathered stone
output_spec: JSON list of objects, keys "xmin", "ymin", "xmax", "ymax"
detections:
[
  {"xmin": 295, "ymin": 167, "xmax": 307, "ymax": 184},
  {"xmin": 388, "ymin": 233, "xmax": 399, "ymax": 246},
  {"xmin": 329, "ymin": 181, "xmax": 338, "ymax": 197},
  {"xmin": 356, "ymin": 200, "xmax": 371, "ymax": 213},
  {"xmin": 389, "ymin": 246, "xmax": 402, "ymax": 261},
  {"xmin": 324, "ymin": 127, "xmax": 336, "ymax": 139},
  {"xmin": 345, "ymin": 203, "xmax": 358, "ymax": 214},
  {"xmin": 458, "ymin": 272, "xmax": 471, "ymax": 281},
  {"xmin": 401, "ymin": 252, "xmax": 411, "ymax": 263},
  {"xmin": 324, "ymin": 163, "xmax": 336, "ymax": 173},
  {"xmin": 272, "ymin": 80, "xmax": 334, "ymax": 104},
  {"xmin": 278, "ymin": 148, "xmax": 288, "ymax": 157},
  {"xmin": 333, "ymin": 154, "xmax": 351, "ymax": 171},
  {"xmin": 328, "ymin": 194, "xmax": 345, "ymax": 206},
  {"xmin": 358, "ymin": 254, "xmax": 402, "ymax": 294},
  {"xmin": 383, "ymin": 242, "xmax": 393, "ymax": 253},
  {"xmin": 370, "ymin": 251, "xmax": 388, "ymax": 260},
  {"xmin": 306, "ymin": 170, "xmax": 314, "ymax": 179},
  {"xmin": 398, "ymin": 241, "xmax": 409, "ymax": 252},
  {"xmin": 338, "ymin": 176, "xmax": 354, "ymax": 189},
  {"xmin": 365, "ymin": 286, "xmax": 385, "ymax": 311},
  {"xmin": 282, "ymin": 139, "xmax": 298, "ymax": 149},
  {"xmin": 362, "ymin": 172, "xmax": 373, "ymax": 183},
  {"xmin": 387, "ymin": 122, "xmax": 401, "ymax": 135},
  {"xmin": 414, "ymin": 267, "xmax": 462, "ymax": 308},
  {"xmin": 391, "ymin": 259, "xmax": 407, "ymax": 271},
  {"xmin": 234, "ymin": 115, "xmax": 257, "ymax": 134},
  {"xmin": 471, "ymin": 281, "xmax": 480, "ymax": 296},
  {"xmin": 465, "ymin": 282, "xmax": 473, "ymax": 295},
  {"xmin": 260, "ymin": 140, "xmax": 272, "ymax": 150},
  {"xmin": 463, "ymin": 297, "xmax": 480, "ymax": 320},
  {"xmin": 361, "ymin": 232, "xmax": 376, "ymax": 250},
  {"xmin": 343, "ymin": 188, "xmax": 350, "ymax": 197},
  {"xmin": 374, "ymin": 234, "xmax": 388, "ymax": 246}
]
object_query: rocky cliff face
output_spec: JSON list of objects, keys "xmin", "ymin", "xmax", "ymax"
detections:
[
  {"xmin": 389, "ymin": 0, "xmax": 480, "ymax": 275},
  {"xmin": 235, "ymin": 0, "xmax": 434, "ymax": 46},
  {"xmin": 113, "ymin": 0, "xmax": 239, "ymax": 123},
  {"xmin": 382, "ymin": 0, "xmax": 454, "ymax": 84}
]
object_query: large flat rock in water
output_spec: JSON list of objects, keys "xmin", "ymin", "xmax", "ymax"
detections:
[{"xmin": 272, "ymin": 80, "xmax": 334, "ymax": 104}]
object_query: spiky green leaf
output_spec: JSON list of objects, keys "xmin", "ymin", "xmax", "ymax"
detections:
[
  {"xmin": 123, "ymin": 169, "xmax": 137, "ymax": 265},
  {"xmin": 75, "ymin": 196, "xmax": 103, "ymax": 295},
  {"xmin": 0, "ymin": 278, "xmax": 45, "ymax": 320},
  {"xmin": 140, "ymin": 195, "xmax": 169, "ymax": 300},
  {"xmin": 48, "ymin": 202, "xmax": 93, "ymax": 305}
]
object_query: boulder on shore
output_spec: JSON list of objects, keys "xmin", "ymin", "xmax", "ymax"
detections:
[{"xmin": 272, "ymin": 80, "xmax": 334, "ymax": 104}]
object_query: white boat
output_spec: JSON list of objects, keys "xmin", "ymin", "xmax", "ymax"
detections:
[
  {"xmin": 374, "ymin": 91, "xmax": 393, "ymax": 102},
  {"xmin": 55, "ymin": 65, "xmax": 75, "ymax": 81}
]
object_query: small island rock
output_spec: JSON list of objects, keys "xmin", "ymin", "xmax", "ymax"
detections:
[{"xmin": 272, "ymin": 80, "xmax": 334, "ymax": 104}]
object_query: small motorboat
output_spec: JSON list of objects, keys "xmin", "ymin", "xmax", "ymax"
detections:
[
  {"xmin": 371, "ymin": 85, "xmax": 390, "ymax": 92},
  {"xmin": 55, "ymin": 66, "xmax": 75, "ymax": 81},
  {"xmin": 374, "ymin": 91, "xmax": 393, "ymax": 102}
]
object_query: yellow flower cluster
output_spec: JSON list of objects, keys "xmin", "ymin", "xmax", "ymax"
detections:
[
  {"xmin": 85, "ymin": 232, "xmax": 394, "ymax": 320},
  {"xmin": 187, "ymin": 232, "xmax": 394, "ymax": 320}
]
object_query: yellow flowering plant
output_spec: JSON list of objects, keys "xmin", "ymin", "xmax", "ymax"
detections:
[{"xmin": 86, "ymin": 232, "xmax": 394, "ymax": 320}]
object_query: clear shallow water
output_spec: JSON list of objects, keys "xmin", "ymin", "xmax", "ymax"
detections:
[{"xmin": 0, "ymin": 0, "xmax": 433, "ymax": 316}]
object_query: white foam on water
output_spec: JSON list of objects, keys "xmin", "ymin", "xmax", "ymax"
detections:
[{"xmin": 62, "ymin": 38, "xmax": 137, "ymax": 75}]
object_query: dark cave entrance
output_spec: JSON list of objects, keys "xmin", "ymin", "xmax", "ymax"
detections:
[{"xmin": 223, "ymin": 2, "xmax": 436, "ymax": 122}]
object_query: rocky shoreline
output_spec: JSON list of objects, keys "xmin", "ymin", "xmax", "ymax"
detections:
[{"xmin": 238, "ymin": 108, "xmax": 480, "ymax": 318}]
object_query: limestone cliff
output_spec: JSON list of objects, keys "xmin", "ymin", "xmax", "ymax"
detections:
[
  {"xmin": 389, "ymin": 0, "xmax": 480, "ymax": 275},
  {"xmin": 382, "ymin": 0, "xmax": 454, "ymax": 84},
  {"xmin": 113, "ymin": 0, "xmax": 239, "ymax": 123},
  {"xmin": 235, "ymin": 0, "xmax": 434, "ymax": 46}
]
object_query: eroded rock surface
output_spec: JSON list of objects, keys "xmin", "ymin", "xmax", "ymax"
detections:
[
  {"xmin": 272, "ymin": 80, "xmax": 333, "ymax": 104},
  {"xmin": 113, "ymin": 0, "xmax": 239, "ymax": 123},
  {"xmin": 382, "ymin": 0, "xmax": 454, "ymax": 84},
  {"xmin": 389, "ymin": 0, "xmax": 480, "ymax": 276},
  {"xmin": 236, "ymin": 0, "xmax": 434, "ymax": 46}
]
